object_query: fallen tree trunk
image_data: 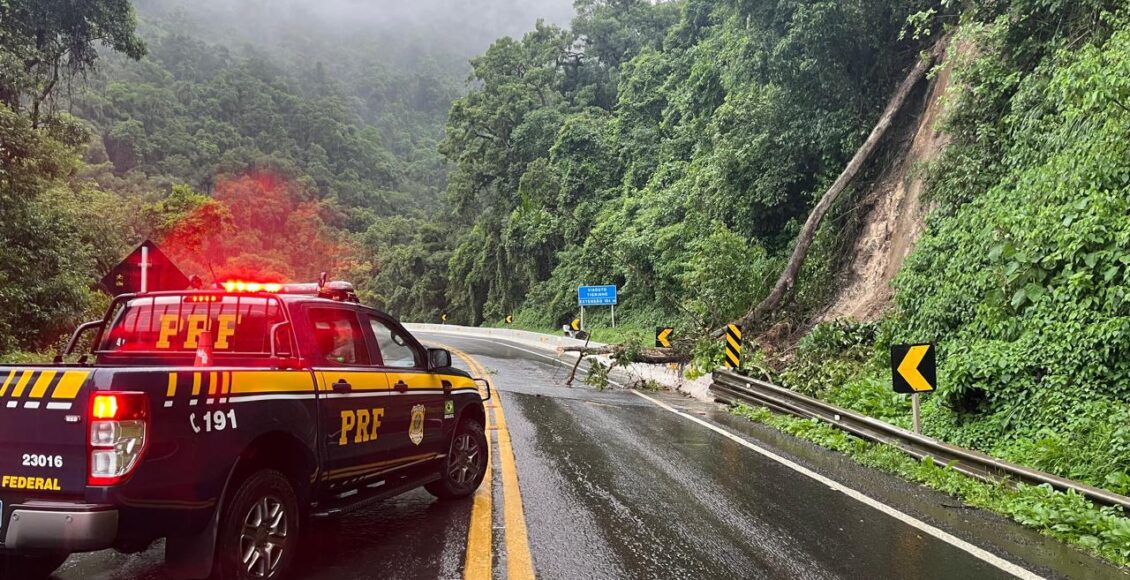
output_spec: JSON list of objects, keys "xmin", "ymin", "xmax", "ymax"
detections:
[
  {"xmin": 727, "ymin": 41, "xmax": 947, "ymax": 335},
  {"xmin": 558, "ymin": 345, "xmax": 690, "ymax": 365}
]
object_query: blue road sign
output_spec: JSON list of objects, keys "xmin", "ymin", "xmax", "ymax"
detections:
[{"xmin": 579, "ymin": 285, "xmax": 618, "ymax": 306}]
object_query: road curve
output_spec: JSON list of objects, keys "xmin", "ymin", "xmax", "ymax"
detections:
[{"xmin": 57, "ymin": 331, "xmax": 1125, "ymax": 580}]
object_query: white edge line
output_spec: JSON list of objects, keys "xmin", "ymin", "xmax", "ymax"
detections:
[
  {"xmin": 434, "ymin": 333, "xmax": 1044, "ymax": 580},
  {"xmin": 630, "ymin": 388, "xmax": 1043, "ymax": 580}
]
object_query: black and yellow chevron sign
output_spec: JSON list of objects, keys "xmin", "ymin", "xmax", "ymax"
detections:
[
  {"xmin": 571, "ymin": 318, "xmax": 581, "ymax": 332},
  {"xmin": 505, "ymin": 314, "xmax": 514, "ymax": 324},
  {"xmin": 655, "ymin": 327, "xmax": 673, "ymax": 348},
  {"xmin": 891, "ymin": 343, "xmax": 936, "ymax": 394},
  {"xmin": 724, "ymin": 324, "xmax": 742, "ymax": 369},
  {"xmin": 441, "ymin": 313, "xmax": 448, "ymax": 323}
]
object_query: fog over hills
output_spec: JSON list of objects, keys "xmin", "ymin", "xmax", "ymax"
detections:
[{"xmin": 135, "ymin": 0, "xmax": 578, "ymax": 66}]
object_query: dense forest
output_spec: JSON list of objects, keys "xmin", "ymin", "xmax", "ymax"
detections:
[{"xmin": 2, "ymin": 0, "xmax": 1130, "ymax": 540}]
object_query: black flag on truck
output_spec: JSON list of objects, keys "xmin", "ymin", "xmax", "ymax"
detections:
[{"xmin": 100, "ymin": 240, "xmax": 190, "ymax": 296}]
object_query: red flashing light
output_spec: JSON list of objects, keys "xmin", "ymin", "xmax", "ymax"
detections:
[{"xmin": 221, "ymin": 280, "xmax": 283, "ymax": 293}]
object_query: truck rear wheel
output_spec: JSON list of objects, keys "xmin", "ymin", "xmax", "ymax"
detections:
[
  {"xmin": 0, "ymin": 551, "xmax": 68, "ymax": 579},
  {"xmin": 214, "ymin": 469, "xmax": 300, "ymax": 580},
  {"xmin": 427, "ymin": 418, "xmax": 488, "ymax": 500}
]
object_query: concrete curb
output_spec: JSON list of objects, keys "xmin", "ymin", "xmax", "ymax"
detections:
[{"xmin": 404, "ymin": 323, "xmax": 714, "ymax": 401}]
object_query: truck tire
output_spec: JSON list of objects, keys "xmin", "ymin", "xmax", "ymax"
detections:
[
  {"xmin": 426, "ymin": 418, "xmax": 488, "ymax": 500},
  {"xmin": 0, "ymin": 551, "xmax": 68, "ymax": 579},
  {"xmin": 214, "ymin": 469, "xmax": 300, "ymax": 580}
]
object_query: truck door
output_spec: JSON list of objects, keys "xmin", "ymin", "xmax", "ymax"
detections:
[
  {"xmin": 363, "ymin": 315, "xmax": 446, "ymax": 464},
  {"xmin": 307, "ymin": 307, "xmax": 392, "ymax": 492}
]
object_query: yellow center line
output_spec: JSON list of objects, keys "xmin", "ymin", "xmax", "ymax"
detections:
[
  {"xmin": 441, "ymin": 344, "xmax": 536, "ymax": 580},
  {"xmin": 456, "ymin": 346, "xmax": 493, "ymax": 580}
]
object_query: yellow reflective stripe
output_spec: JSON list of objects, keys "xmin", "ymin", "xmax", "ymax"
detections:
[
  {"xmin": 327, "ymin": 452, "xmax": 436, "ymax": 478},
  {"xmin": 192, "ymin": 373, "xmax": 202, "ymax": 396},
  {"xmin": 51, "ymin": 371, "xmax": 89, "ymax": 399},
  {"xmin": 229, "ymin": 371, "xmax": 315, "ymax": 394},
  {"xmin": 209, "ymin": 372, "xmax": 219, "ymax": 395},
  {"xmin": 166, "ymin": 373, "xmax": 178, "ymax": 397},
  {"xmin": 28, "ymin": 370, "xmax": 58, "ymax": 398},
  {"xmin": 315, "ymin": 370, "xmax": 387, "ymax": 391},
  {"xmin": 10, "ymin": 371, "xmax": 34, "ymax": 398},
  {"xmin": 0, "ymin": 369, "xmax": 15, "ymax": 397},
  {"xmin": 385, "ymin": 372, "xmax": 430, "ymax": 389},
  {"xmin": 436, "ymin": 373, "xmax": 477, "ymax": 389}
]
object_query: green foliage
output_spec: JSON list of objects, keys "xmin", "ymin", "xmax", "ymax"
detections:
[
  {"xmin": 888, "ymin": 11, "xmax": 1130, "ymax": 490},
  {"xmin": 441, "ymin": 0, "xmax": 932, "ymax": 325},
  {"xmin": 680, "ymin": 227, "xmax": 775, "ymax": 327},
  {"xmin": 0, "ymin": 106, "xmax": 132, "ymax": 353},
  {"xmin": 356, "ymin": 218, "xmax": 452, "ymax": 322}
]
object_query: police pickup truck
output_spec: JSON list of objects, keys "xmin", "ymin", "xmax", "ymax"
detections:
[{"xmin": 0, "ymin": 281, "xmax": 489, "ymax": 579}]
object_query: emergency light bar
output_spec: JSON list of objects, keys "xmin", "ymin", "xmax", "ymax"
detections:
[{"xmin": 217, "ymin": 279, "xmax": 359, "ymax": 303}]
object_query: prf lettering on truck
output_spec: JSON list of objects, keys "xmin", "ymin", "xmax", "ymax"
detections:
[
  {"xmin": 155, "ymin": 314, "xmax": 243, "ymax": 350},
  {"xmin": 339, "ymin": 408, "xmax": 384, "ymax": 445},
  {"xmin": 2, "ymin": 475, "xmax": 62, "ymax": 491}
]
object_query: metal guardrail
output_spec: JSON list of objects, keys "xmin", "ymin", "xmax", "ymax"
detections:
[{"xmin": 711, "ymin": 370, "xmax": 1130, "ymax": 511}]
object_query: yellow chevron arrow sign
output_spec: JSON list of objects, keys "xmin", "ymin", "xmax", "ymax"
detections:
[
  {"xmin": 891, "ymin": 343, "xmax": 936, "ymax": 394},
  {"xmin": 655, "ymin": 327, "xmax": 673, "ymax": 348}
]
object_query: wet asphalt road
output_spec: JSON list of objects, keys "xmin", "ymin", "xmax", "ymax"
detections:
[{"xmin": 57, "ymin": 332, "xmax": 1126, "ymax": 579}]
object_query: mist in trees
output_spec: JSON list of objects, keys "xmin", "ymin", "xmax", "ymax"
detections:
[{"xmin": 134, "ymin": 0, "xmax": 576, "ymax": 67}]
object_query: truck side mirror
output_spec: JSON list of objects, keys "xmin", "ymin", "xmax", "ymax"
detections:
[{"xmin": 428, "ymin": 348, "xmax": 452, "ymax": 369}]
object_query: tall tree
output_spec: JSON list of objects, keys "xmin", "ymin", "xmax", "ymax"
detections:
[{"xmin": 0, "ymin": 0, "xmax": 145, "ymax": 124}]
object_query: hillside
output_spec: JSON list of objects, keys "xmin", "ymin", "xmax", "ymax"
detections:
[
  {"xmin": 819, "ymin": 46, "xmax": 957, "ymax": 323},
  {"xmin": 778, "ymin": 4, "xmax": 1130, "ymax": 507}
]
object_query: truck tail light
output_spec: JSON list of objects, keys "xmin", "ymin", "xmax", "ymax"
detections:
[{"xmin": 88, "ymin": 392, "xmax": 149, "ymax": 486}]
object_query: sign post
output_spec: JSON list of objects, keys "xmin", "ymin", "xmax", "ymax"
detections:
[
  {"xmin": 891, "ymin": 343, "xmax": 937, "ymax": 434},
  {"xmin": 140, "ymin": 244, "xmax": 150, "ymax": 293},
  {"xmin": 578, "ymin": 285, "xmax": 618, "ymax": 328}
]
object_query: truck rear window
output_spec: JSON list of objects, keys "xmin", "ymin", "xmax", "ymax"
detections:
[{"xmin": 99, "ymin": 295, "xmax": 287, "ymax": 355}]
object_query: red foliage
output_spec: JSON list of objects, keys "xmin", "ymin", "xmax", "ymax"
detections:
[{"xmin": 160, "ymin": 171, "xmax": 357, "ymax": 283}]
